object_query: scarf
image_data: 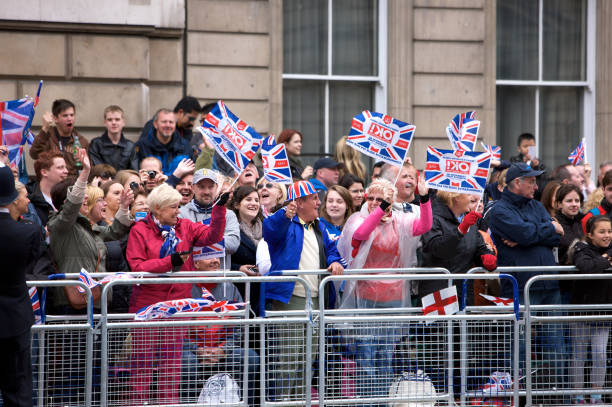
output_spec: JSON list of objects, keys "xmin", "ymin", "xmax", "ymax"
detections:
[
  {"xmin": 192, "ymin": 199, "xmax": 213, "ymax": 215},
  {"xmin": 153, "ymin": 215, "xmax": 180, "ymax": 258},
  {"xmin": 239, "ymin": 218, "xmax": 262, "ymax": 245}
]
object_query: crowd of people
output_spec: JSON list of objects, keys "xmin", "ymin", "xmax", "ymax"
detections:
[{"xmin": 2, "ymin": 95, "xmax": 612, "ymax": 405}]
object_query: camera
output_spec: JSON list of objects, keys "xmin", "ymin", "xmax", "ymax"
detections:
[
  {"xmin": 147, "ymin": 170, "xmax": 157, "ymax": 179},
  {"xmin": 129, "ymin": 181, "xmax": 140, "ymax": 192}
]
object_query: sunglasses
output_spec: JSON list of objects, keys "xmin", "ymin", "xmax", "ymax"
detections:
[
  {"xmin": 257, "ymin": 183, "xmax": 275, "ymax": 189},
  {"xmin": 0, "ymin": 149, "xmax": 7, "ymax": 156},
  {"xmin": 365, "ymin": 196, "xmax": 384, "ymax": 203}
]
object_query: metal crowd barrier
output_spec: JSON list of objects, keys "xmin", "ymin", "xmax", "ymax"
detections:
[{"xmin": 14, "ymin": 267, "xmax": 612, "ymax": 407}]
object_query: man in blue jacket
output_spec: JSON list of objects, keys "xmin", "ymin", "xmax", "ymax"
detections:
[
  {"xmin": 262, "ymin": 180, "xmax": 344, "ymax": 398},
  {"xmin": 489, "ymin": 162, "xmax": 565, "ymax": 390}
]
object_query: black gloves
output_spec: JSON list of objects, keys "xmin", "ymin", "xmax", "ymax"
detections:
[
  {"xmin": 216, "ymin": 191, "xmax": 231, "ymax": 206},
  {"xmin": 379, "ymin": 200, "xmax": 392, "ymax": 211}
]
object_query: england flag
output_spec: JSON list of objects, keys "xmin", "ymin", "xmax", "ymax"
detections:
[{"xmin": 422, "ymin": 286, "xmax": 459, "ymax": 316}]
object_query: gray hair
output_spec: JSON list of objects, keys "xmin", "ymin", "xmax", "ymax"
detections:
[{"xmin": 147, "ymin": 183, "xmax": 182, "ymax": 212}]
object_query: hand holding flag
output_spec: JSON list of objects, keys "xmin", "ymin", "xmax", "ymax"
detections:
[{"xmin": 261, "ymin": 135, "xmax": 293, "ymax": 184}]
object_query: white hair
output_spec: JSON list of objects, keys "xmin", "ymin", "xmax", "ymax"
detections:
[
  {"xmin": 366, "ymin": 178, "xmax": 397, "ymax": 201},
  {"xmin": 147, "ymin": 183, "xmax": 181, "ymax": 212}
]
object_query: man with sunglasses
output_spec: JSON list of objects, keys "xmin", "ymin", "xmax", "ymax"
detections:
[{"xmin": 88, "ymin": 105, "xmax": 138, "ymax": 171}]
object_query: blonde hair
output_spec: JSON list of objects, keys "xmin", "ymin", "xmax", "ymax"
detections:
[
  {"xmin": 498, "ymin": 168, "xmax": 509, "ymax": 190},
  {"xmin": 584, "ymin": 188, "xmax": 604, "ymax": 212},
  {"xmin": 435, "ymin": 190, "xmax": 464, "ymax": 207},
  {"xmin": 147, "ymin": 183, "xmax": 182, "ymax": 212},
  {"xmin": 257, "ymin": 178, "xmax": 288, "ymax": 204},
  {"xmin": 334, "ymin": 136, "xmax": 367, "ymax": 181},
  {"xmin": 366, "ymin": 178, "xmax": 397, "ymax": 201},
  {"xmin": 85, "ymin": 185, "xmax": 104, "ymax": 216}
]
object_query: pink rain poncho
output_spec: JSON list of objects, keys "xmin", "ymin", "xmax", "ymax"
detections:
[{"xmin": 337, "ymin": 201, "xmax": 432, "ymax": 307}]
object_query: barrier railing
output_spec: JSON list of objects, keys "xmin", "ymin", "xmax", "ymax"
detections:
[{"xmin": 14, "ymin": 267, "xmax": 612, "ymax": 407}]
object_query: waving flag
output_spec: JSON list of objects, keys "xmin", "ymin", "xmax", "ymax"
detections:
[
  {"xmin": 193, "ymin": 240, "xmax": 226, "ymax": 261},
  {"xmin": 480, "ymin": 142, "xmax": 501, "ymax": 161},
  {"xmin": 347, "ymin": 110, "xmax": 415, "ymax": 166},
  {"xmin": 135, "ymin": 296, "xmax": 245, "ymax": 321},
  {"xmin": 1, "ymin": 81, "xmax": 42, "ymax": 166},
  {"xmin": 29, "ymin": 287, "xmax": 43, "ymax": 325},
  {"xmin": 446, "ymin": 111, "xmax": 479, "ymax": 151},
  {"xmin": 422, "ymin": 286, "xmax": 459, "ymax": 316},
  {"xmin": 197, "ymin": 100, "xmax": 262, "ymax": 176},
  {"xmin": 425, "ymin": 147, "xmax": 491, "ymax": 195},
  {"xmin": 77, "ymin": 268, "xmax": 99, "ymax": 293},
  {"xmin": 568, "ymin": 139, "xmax": 585, "ymax": 165},
  {"xmin": 261, "ymin": 135, "xmax": 292, "ymax": 184},
  {"xmin": 480, "ymin": 293, "xmax": 513, "ymax": 306}
]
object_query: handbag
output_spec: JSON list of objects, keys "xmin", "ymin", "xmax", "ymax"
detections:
[
  {"xmin": 388, "ymin": 370, "xmax": 437, "ymax": 407},
  {"xmin": 197, "ymin": 373, "xmax": 240, "ymax": 405}
]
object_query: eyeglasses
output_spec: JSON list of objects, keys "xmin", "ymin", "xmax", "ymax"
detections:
[
  {"xmin": 365, "ymin": 196, "xmax": 384, "ymax": 203},
  {"xmin": 257, "ymin": 183, "xmax": 274, "ymax": 190}
]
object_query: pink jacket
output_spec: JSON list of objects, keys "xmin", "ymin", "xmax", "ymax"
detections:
[{"xmin": 126, "ymin": 206, "xmax": 226, "ymax": 312}]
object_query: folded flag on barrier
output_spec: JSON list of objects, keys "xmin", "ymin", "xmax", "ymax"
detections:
[
  {"xmin": 425, "ymin": 147, "xmax": 492, "ymax": 195},
  {"xmin": 347, "ymin": 110, "xmax": 415, "ymax": 167},
  {"xmin": 77, "ymin": 270, "xmax": 134, "ymax": 293},
  {"xmin": 479, "ymin": 293, "xmax": 513, "ymax": 306},
  {"xmin": 568, "ymin": 139, "xmax": 585, "ymax": 165},
  {"xmin": 480, "ymin": 142, "xmax": 501, "ymax": 161},
  {"xmin": 261, "ymin": 135, "xmax": 292, "ymax": 184},
  {"xmin": 421, "ymin": 286, "xmax": 459, "ymax": 316},
  {"xmin": 134, "ymin": 296, "xmax": 246, "ymax": 321},
  {"xmin": 29, "ymin": 287, "xmax": 42, "ymax": 325},
  {"xmin": 446, "ymin": 111, "xmax": 479, "ymax": 152},
  {"xmin": 197, "ymin": 100, "xmax": 263, "ymax": 176}
]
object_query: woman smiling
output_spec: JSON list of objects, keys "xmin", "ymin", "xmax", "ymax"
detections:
[{"xmin": 320, "ymin": 185, "xmax": 353, "ymax": 241}]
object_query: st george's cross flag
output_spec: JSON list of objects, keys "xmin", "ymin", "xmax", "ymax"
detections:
[
  {"xmin": 568, "ymin": 139, "xmax": 586, "ymax": 165},
  {"xmin": 425, "ymin": 147, "xmax": 492, "ymax": 195},
  {"xmin": 446, "ymin": 111, "xmax": 480, "ymax": 152},
  {"xmin": 480, "ymin": 142, "xmax": 501, "ymax": 161},
  {"xmin": 479, "ymin": 293, "xmax": 514, "ymax": 306},
  {"xmin": 422, "ymin": 286, "xmax": 459, "ymax": 316},
  {"xmin": 197, "ymin": 100, "xmax": 263, "ymax": 176},
  {"xmin": 261, "ymin": 135, "xmax": 292, "ymax": 184},
  {"xmin": 347, "ymin": 110, "xmax": 415, "ymax": 166}
]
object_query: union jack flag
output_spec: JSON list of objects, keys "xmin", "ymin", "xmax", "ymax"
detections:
[
  {"xmin": 77, "ymin": 268, "xmax": 99, "ymax": 293},
  {"xmin": 568, "ymin": 139, "xmax": 585, "ymax": 165},
  {"xmin": 0, "ymin": 81, "xmax": 42, "ymax": 166},
  {"xmin": 347, "ymin": 110, "xmax": 415, "ymax": 166},
  {"xmin": 193, "ymin": 239, "xmax": 225, "ymax": 261},
  {"xmin": 98, "ymin": 272, "xmax": 132, "ymax": 286},
  {"xmin": 478, "ymin": 371, "xmax": 513, "ymax": 397},
  {"xmin": 134, "ymin": 296, "xmax": 245, "ymax": 321},
  {"xmin": 29, "ymin": 287, "xmax": 43, "ymax": 325},
  {"xmin": 480, "ymin": 142, "xmax": 501, "ymax": 161},
  {"xmin": 425, "ymin": 147, "xmax": 491, "ymax": 195},
  {"xmin": 287, "ymin": 180, "xmax": 317, "ymax": 201},
  {"xmin": 197, "ymin": 100, "xmax": 263, "ymax": 176},
  {"xmin": 446, "ymin": 111, "xmax": 479, "ymax": 151},
  {"xmin": 261, "ymin": 135, "xmax": 293, "ymax": 184}
]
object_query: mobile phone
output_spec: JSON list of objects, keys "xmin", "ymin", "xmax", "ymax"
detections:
[{"xmin": 249, "ymin": 266, "xmax": 259, "ymax": 274}]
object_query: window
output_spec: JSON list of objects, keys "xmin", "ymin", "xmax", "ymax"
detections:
[
  {"xmin": 282, "ymin": 0, "xmax": 386, "ymax": 161},
  {"xmin": 496, "ymin": 0, "xmax": 595, "ymax": 168}
]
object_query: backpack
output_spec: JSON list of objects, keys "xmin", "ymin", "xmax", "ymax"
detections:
[{"xmin": 388, "ymin": 370, "xmax": 437, "ymax": 407}]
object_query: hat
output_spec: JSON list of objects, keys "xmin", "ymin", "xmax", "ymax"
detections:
[
  {"xmin": 505, "ymin": 162, "xmax": 544, "ymax": 184},
  {"xmin": 0, "ymin": 163, "xmax": 17, "ymax": 206},
  {"xmin": 192, "ymin": 168, "xmax": 219, "ymax": 185},
  {"xmin": 287, "ymin": 180, "xmax": 317, "ymax": 201},
  {"xmin": 313, "ymin": 157, "xmax": 344, "ymax": 172}
]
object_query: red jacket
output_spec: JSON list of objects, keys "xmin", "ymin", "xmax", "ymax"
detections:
[{"xmin": 126, "ymin": 206, "xmax": 226, "ymax": 312}]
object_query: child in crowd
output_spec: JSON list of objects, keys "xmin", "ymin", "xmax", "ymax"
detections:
[{"xmin": 571, "ymin": 215, "xmax": 612, "ymax": 404}]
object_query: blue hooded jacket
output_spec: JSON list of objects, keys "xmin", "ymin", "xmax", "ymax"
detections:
[
  {"xmin": 262, "ymin": 206, "xmax": 346, "ymax": 304},
  {"xmin": 489, "ymin": 188, "xmax": 561, "ymax": 291},
  {"xmin": 136, "ymin": 121, "xmax": 192, "ymax": 175}
]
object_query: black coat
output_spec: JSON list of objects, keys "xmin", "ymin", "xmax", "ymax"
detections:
[
  {"xmin": 572, "ymin": 241, "xmax": 612, "ymax": 305},
  {"xmin": 420, "ymin": 198, "xmax": 492, "ymax": 297},
  {"xmin": 0, "ymin": 212, "xmax": 41, "ymax": 338},
  {"xmin": 555, "ymin": 210, "xmax": 584, "ymax": 265},
  {"xmin": 88, "ymin": 132, "xmax": 138, "ymax": 171}
]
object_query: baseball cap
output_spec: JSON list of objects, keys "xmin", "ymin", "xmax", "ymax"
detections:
[
  {"xmin": 313, "ymin": 157, "xmax": 344, "ymax": 172},
  {"xmin": 192, "ymin": 168, "xmax": 219, "ymax": 185},
  {"xmin": 505, "ymin": 162, "xmax": 544, "ymax": 184}
]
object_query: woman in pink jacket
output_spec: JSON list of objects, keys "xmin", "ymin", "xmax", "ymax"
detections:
[{"xmin": 126, "ymin": 183, "xmax": 228, "ymax": 404}]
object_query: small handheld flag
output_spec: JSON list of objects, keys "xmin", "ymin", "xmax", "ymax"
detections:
[
  {"xmin": 29, "ymin": 287, "xmax": 43, "ymax": 325},
  {"xmin": 422, "ymin": 286, "xmax": 459, "ymax": 316},
  {"xmin": 261, "ymin": 135, "xmax": 292, "ymax": 184},
  {"xmin": 480, "ymin": 142, "xmax": 501, "ymax": 161},
  {"xmin": 568, "ymin": 139, "xmax": 585, "ymax": 165},
  {"xmin": 197, "ymin": 100, "xmax": 263, "ymax": 176},
  {"xmin": 425, "ymin": 147, "xmax": 491, "ymax": 195},
  {"xmin": 347, "ymin": 110, "xmax": 415, "ymax": 167},
  {"xmin": 446, "ymin": 111, "xmax": 479, "ymax": 151},
  {"xmin": 479, "ymin": 293, "xmax": 513, "ymax": 306}
]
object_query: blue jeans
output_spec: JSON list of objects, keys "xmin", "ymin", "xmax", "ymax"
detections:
[{"xmin": 181, "ymin": 340, "xmax": 260, "ymax": 406}]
